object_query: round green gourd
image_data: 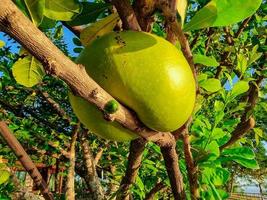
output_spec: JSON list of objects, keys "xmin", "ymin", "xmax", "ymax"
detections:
[{"xmin": 69, "ymin": 31, "xmax": 195, "ymax": 141}]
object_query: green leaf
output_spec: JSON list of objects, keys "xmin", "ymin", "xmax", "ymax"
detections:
[
  {"xmin": 176, "ymin": 0, "xmax": 187, "ymax": 26},
  {"xmin": 206, "ymin": 141, "xmax": 220, "ymax": 159},
  {"xmin": 73, "ymin": 47, "xmax": 83, "ymax": 53},
  {"xmin": 193, "ymin": 54, "xmax": 219, "ymax": 67},
  {"xmin": 184, "ymin": 0, "xmax": 262, "ymax": 31},
  {"xmin": 199, "ymin": 78, "xmax": 221, "ymax": 92},
  {"xmin": 209, "ymin": 181, "xmax": 222, "ymax": 199},
  {"xmin": 221, "ymin": 147, "xmax": 255, "ymax": 159},
  {"xmin": 248, "ymin": 45, "xmax": 263, "ymax": 65},
  {"xmin": 24, "ymin": 0, "xmax": 45, "ymax": 26},
  {"xmin": 211, "ymin": 128, "xmax": 225, "ymax": 140},
  {"xmin": 202, "ymin": 167, "xmax": 229, "ymax": 186},
  {"xmin": 236, "ymin": 54, "xmax": 248, "ymax": 75},
  {"xmin": 230, "ymin": 81, "xmax": 249, "ymax": 98},
  {"xmin": 67, "ymin": 2, "xmax": 111, "ymax": 26},
  {"xmin": 44, "ymin": 0, "xmax": 81, "ymax": 21},
  {"xmin": 232, "ymin": 157, "xmax": 259, "ymax": 169},
  {"xmin": 254, "ymin": 128, "xmax": 263, "ymax": 137},
  {"xmin": 0, "ymin": 40, "xmax": 5, "ymax": 48},
  {"xmin": 12, "ymin": 56, "xmax": 45, "ymax": 87},
  {"xmin": 80, "ymin": 13, "xmax": 119, "ymax": 46},
  {"xmin": 0, "ymin": 170, "xmax": 10, "ymax": 185},
  {"xmin": 72, "ymin": 37, "xmax": 82, "ymax": 46}
]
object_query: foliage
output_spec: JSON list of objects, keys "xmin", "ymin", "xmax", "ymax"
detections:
[{"xmin": 0, "ymin": 0, "xmax": 266, "ymax": 199}]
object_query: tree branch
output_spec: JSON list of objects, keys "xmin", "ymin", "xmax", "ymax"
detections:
[
  {"xmin": 220, "ymin": 74, "xmax": 264, "ymax": 151},
  {"xmin": 0, "ymin": 121, "xmax": 54, "ymax": 200},
  {"xmin": 111, "ymin": 0, "xmax": 141, "ymax": 31},
  {"xmin": 160, "ymin": 138, "xmax": 186, "ymax": 200},
  {"xmin": 117, "ymin": 138, "xmax": 147, "ymax": 199},
  {"xmin": 80, "ymin": 130, "xmax": 105, "ymax": 200},
  {"xmin": 144, "ymin": 182, "xmax": 166, "ymax": 200},
  {"xmin": 66, "ymin": 123, "xmax": 79, "ymax": 200}
]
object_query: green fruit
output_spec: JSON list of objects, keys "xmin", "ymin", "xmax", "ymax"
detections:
[{"xmin": 69, "ymin": 31, "xmax": 195, "ymax": 141}]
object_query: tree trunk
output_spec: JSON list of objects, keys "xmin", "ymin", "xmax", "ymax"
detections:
[
  {"xmin": 65, "ymin": 124, "xmax": 79, "ymax": 200},
  {"xmin": 0, "ymin": 121, "xmax": 54, "ymax": 200},
  {"xmin": 80, "ymin": 130, "xmax": 105, "ymax": 200}
]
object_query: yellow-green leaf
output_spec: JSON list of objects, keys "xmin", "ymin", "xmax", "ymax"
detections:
[
  {"xmin": 184, "ymin": 0, "xmax": 262, "ymax": 31},
  {"xmin": 0, "ymin": 170, "xmax": 10, "ymax": 185},
  {"xmin": 44, "ymin": 0, "xmax": 81, "ymax": 21},
  {"xmin": 0, "ymin": 40, "xmax": 5, "ymax": 48},
  {"xmin": 176, "ymin": 0, "xmax": 187, "ymax": 26},
  {"xmin": 24, "ymin": 0, "xmax": 45, "ymax": 26},
  {"xmin": 12, "ymin": 56, "xmax": 45, "ymax": 87},
  {"xmin": 80, "ymin": 13, "xmax": 120, "ymax": 46}
]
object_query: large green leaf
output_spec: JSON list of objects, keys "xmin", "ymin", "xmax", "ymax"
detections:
[
  {"xmin": 221, "ymin": 147, "xmax": 255, "ymax": 159},
  {"xmin": 67, "ymin": 2, "xmax": 111, "ymax": 26},
  {"xmin": 44, "ymin": 0, "xmax": 81, "ymax": 21},
  {"xmin": 193, "ymin": 54, "xmax": 219, "ymax": 67},
  {"xmin": 230, "ymin": 81, "xmax": 249, "ymax": 98},
  {"xmin": 206, "ymin": 141, "xmax": 220, "ymax": 159},
  {"xmin": 232, "ymin": 157, "xmax": 259, "ymax": 169},
  {"xmin": 199, "ymin": 78, "xmax": 221, "ymax": 92},
  {"xmin": 219, "ymin": 156, "xmax": 259, "ymax": 169},
  {"xmin": 177, "ymin": 0, "xmax": 187, "ymax": 26},
  {"xmin": 0, "ymin": 170, "xmax": 10, "ymax": 185},
  {"xmin": 24, "ymin": 0, "xmax": 45, "ymax": 26},
  {"xmin": 184, "ymin": 0, "xmax": 262, "ymax": 31},
  {"xmin": 80, "ymin": 13, "xmax": 120, "ymax": 46},
  {"xmin": 12, "ymin": 56, "xmax": 45, "ymax": 87}
]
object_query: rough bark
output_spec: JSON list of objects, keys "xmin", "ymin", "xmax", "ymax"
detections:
[
  {"xmin": 116, "ymin": 138, "xmax": 147, "ymax": 200},
  {"xmin": 80, "ymin": 130, "xmax": 105, "ymax": 200},
  {"xmin": 0, "ymin": 121, "xmax": 54, "ymax": 200},
  {"xmin": 161, "ymin": 140, "xmax": 186, "ymax": 200},
  {"xmin": 111, "ymin": 0, "xmax": 141, "ymax": 31},
  {"xmin": 182, "ymin": 132, "xmax": 199, "ymax": 199},
  {"xmin": 65, "ymin": 123, "xmax": 79, "ymax": 200}
]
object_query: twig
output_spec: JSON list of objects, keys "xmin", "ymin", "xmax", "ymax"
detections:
[
  {"xmin": 182, "ymin": 131, "xmax": 199, "ymax": 199},
  {"xmin": 39, "ymin": 90, "xmax": 72, "ymax": 124},
  {"xmin": 117, "ymin": 138, "xmax": 147, "ymax": 199},
  {"xmin": 144, "ymin": 182, "xmax": 166, "ymax": 200},
  {"xmin": 134, "ymin": 0, "xmax": 156, "ymax": 32},
  {"xmin": 234, "ymin": 17, "xmax": 252, "ymax": 38},
  {"xmin": 111, "ymin": 0, "xmax": 141, "ymax": 31},
  {"xmin": 0, "ymin": 121, "xmax": 54, "ymax": 200},
  {"xmin": 66, "ymin": 123, "xmax": 79, "ymax": 200},
  {"xmin": 80, "ymin": 129, "xmax": 105, "ymax": 200},
  {"xmin": 220, "ymin": 74, "xmax": 264, "ymax": 151}
]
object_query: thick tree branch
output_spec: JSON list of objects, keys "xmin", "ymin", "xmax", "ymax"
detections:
[
  {"xmin": 160, "ymin": 138, "xmax": 186, "ymax": 200},
  {"xmin": 117, "ymin": 138, "xmax": 147, "ymax": 199},
  {"xmin": 111, "ymin": 0, "xmax": 141, "ymax": 31},
  {"xmin": 0, "ymin": 121, "xmax": 54, "ymax": 200}
]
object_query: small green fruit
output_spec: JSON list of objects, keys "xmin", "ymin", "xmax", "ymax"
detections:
[
  {"xmin": 104, "ymin": 100, "xmax": 119, "ymax": 114},
  {"xmin": 69, "ymin": 31, "xmax": 195, "ymax": 141}
]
